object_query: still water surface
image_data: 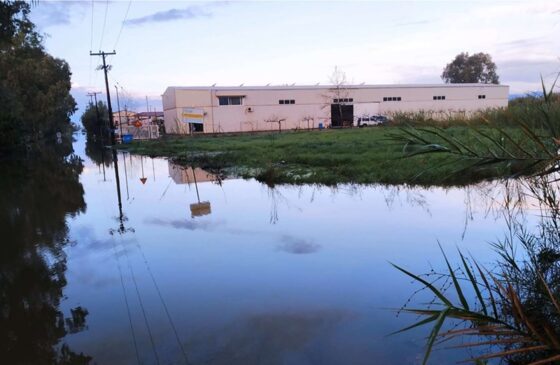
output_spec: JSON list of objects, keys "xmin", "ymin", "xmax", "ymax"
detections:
[{"xmin": 5, "ymin": 136, "xmax": 519, "ymax": 364}]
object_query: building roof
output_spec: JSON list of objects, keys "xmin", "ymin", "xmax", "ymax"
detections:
[
  {"xmin": 137, "ymin": 111, "xmax": 163, "ymax": 117},
  {"xmin": 166, "ymin": 83, "xmax": 508, "ymax": 93}
]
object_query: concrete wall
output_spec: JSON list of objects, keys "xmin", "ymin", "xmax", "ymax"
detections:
[{"xmin": 162, "ymin": 84, "xmax": 509, "ymax": 134}]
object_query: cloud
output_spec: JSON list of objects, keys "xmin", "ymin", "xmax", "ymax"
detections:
[
  {"xmin": 277, "ymin": 235, "xmax": 321, "ymax": 254},
  {"xmin": 144, "ymin": 217, "xmax": 217, "ymax": 230},
  {"xmin": 497, "ymin": 36, "xmax": 551, "ymax": 51},
  {"xmin": 31, "ymin": 2, "xmax": 88, "ymax": 28},
  {"xmin": 125, "ymin": 3, "xmax": 227, "ymax": 26},
  {"xmin": 498, "ymin": 58, "xmax": 560, "ymax": 84},
  {"xmin": 393, "ymin": 19, "xmax": 436, "ymax": 27}
]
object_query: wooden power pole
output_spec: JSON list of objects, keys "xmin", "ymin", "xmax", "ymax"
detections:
[{"xmin": 90, "ymin": 50, "xmax": 117, "ymax": 144}]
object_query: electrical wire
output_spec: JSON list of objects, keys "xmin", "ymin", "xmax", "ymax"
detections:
[
  {"xmin": 111, "ymin": 237, "xmax": 142, "ymax": 365},
  {"xmin": 88, "ymin": 0, "xmax": 94, "ymax": 87},
  {"xmin": 90, "ymin": 0, "xmax": 94, "ymax": 51},
  {"xmin": 135, "ymin": 240, "xmax": 191, "ymax": 364},
  {"xmin": 113, "ymin": 0, "xmax": 133, "ymax": 50},
  {"xmin": 122, "ymin": 238, "xmax": 161, "ymax": 365},
  {"xmin": 98, "ymin": 0, "xmax": 110, "ymax": 51}
]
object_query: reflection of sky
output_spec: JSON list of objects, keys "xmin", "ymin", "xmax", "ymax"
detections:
[{"xmin": 61, "ymin": 137, "xmax": 522, "ymax": 364}]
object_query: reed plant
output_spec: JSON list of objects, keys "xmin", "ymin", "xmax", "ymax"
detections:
[{"xmin": 394, "ymin": 77, "xmax": 560, "ymax": 364}]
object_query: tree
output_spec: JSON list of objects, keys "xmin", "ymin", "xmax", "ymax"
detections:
[
  {"xmin": 323, "ymin": 66, "xmax": 353, "ymax": 127},
  {"xmin": 0, "ymin": 1, "xmax": 76, "ymax": 153},
  {"xmin": 80, "ymin": 101, "xmax": 109, "ymax": 138},
  {"xmin": 441, "ymin": 52, "xmax": 499, "ymax": 84}
]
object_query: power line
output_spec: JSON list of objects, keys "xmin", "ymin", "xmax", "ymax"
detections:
[
  {"xmin": 90, "ymin": 0, "xmax": 94, "ymax": 50},
  {"xmin": 98, "ymin": 0, "xmax": 109, "ymax": 50},
  {"xmin": 135, "ymin": 240, "xmax": 191, "ymax": 364},
  {"xmin": 88, "ymin": 0, "xmax": 94, "ymax": 87},
  {"xmin": 113, "ymin": 0, "xmax": 133, "ymax": 50},
  {"xmin": 111, "ymin": 238, "xmax": 142, "ymax": 365},
  {"xmin": 122, "ymin": 240, "xmax": 161, "ymax": 365}
]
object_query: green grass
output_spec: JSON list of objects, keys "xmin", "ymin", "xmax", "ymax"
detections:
[{"xmin": 119, "ymin": 125, "xmax": 545, "ymax": 186}]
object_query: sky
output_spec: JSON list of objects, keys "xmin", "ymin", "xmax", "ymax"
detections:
[{"xmin": 30, "ymin": 0, "xmax": 560, "ymax": 116}]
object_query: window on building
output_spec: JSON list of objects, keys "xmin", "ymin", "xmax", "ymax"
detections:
[
  {"xmin": 218, "ymin": 96, "xmax": 243, "ymax": 105},
  {"xmin": 279, "ymin": 99, "xmax": 295, "ymax": 105},
  {"xmin": 478, "ymin": 95, "xmax": 486, "ymax": 99},
  {"xmin": 333, "ymin": 98, "xmax": 353, "ymax": 103},
  {"xmin": 433, "ymin": 96, "xmax": 446, "ymax": 100},
  {"xmin": 383, "ymin": 97, "xmax": 401, "ymax": 102}
]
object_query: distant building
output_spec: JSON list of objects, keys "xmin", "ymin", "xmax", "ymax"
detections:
[
  {"xmin": 112, "ymin": 110, "xmax": 137, "ymax": 126},
  {"xmin": 136, "ymin": 111, "xmax": 164, "ymax": 122},
  {"xmin": 162, "ymin": 83, "xmax": 509, "ymax": 134}
]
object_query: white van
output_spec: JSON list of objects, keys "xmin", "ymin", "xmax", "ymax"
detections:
[{"xmin": 356, "ymin": 115, "xmax": 389, "ymax": 127}]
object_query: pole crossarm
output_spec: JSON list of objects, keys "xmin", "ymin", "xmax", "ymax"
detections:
[{"xmin": 90, "ymin": 50, "xmax": 117, "ymax": 145}]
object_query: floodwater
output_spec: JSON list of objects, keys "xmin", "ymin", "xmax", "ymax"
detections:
[{"xmin": 3, "ymin": 135, "xmax": 523, "ymax": 365}]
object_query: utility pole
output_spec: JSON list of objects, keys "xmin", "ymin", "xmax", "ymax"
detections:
[
  {"xmin": 87, "ymin": 91, "xmax": 102, "ymax": 140},
  {"xmin": 145, "ymin": 96, "xmax": 152, "ymax": 139},
  {"xmin": 90, "ymin": 50, "xmax": 117, "ymax": 144},
  {"xmin": 114, "ymin": 85, "xmax": 124, "ymax": 140}
]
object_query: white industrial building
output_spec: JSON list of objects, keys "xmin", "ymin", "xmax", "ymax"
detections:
[{"xmin": 162, "ymin": 83, "xmax": 509, "ymax": 134}]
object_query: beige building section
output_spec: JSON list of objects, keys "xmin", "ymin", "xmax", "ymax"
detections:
[
  {"xmin": 162, "ymin": 84, "xmax": 509, "ymax": 134},
  {"xmin": 168, "ymin": 162, "xmax": 219, "ymax": 184}
]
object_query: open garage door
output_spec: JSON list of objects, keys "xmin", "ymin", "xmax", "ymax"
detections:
[{"xmin": 331, "ymin": 104, "xmax": 354, "ymax": 127}]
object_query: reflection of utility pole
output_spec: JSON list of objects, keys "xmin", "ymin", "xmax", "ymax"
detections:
[
  {"xmin": 109, "ymin": 150, "xmax": 133, "ymax": 235},
  {"xmin": 90, "ymin": 50, "xmax": 117, "ymax": 145},
  {"xmin": 192, "ymin": 167, "xmax": 200, "ymax": 203},
  {"xmin": 140, "ymin": 156, "xmax": 147, "ymax": 185},
  {"xmin": 189, "ymin": 167, "xmax": 211, "ymax": 218},
  {"xmin": 101, "ymin": 153, "xmax": 106, "ymax": 182},
  {"xmin": 113, "ymin": 150, "xmax": 123, "ymax": 231},
  {"xmin": 122, "ymin": 151, "xmax": 130, "ymax": 200}
]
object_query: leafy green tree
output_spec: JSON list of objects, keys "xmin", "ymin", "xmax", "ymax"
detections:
[
  {"xmin": 441, "ymin": 52, "xmax": 499, "ymax": 84},
  {"xmin": 0, "ymin": 1, "xmax": 76, "ymax": 153},
  {"xmin": 80, "ymin": 101, "xmax": 109, "ymax": 138}
]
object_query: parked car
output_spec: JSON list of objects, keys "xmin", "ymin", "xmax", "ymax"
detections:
[{"xmin": 357, "ymin": 115, "xmax": 390, "ymax": 127}]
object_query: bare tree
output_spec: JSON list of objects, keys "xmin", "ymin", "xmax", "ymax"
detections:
[
  {"xmin": 320, "ymin": 66, "xmax": 352, "ymax": 127},
  {"xmin": 264, "ymin": 115, "xmax": 286, "ymax": 133},
  {"xmin": 301, "ymin": 115, "xmax": 314, "ymax": 130}
]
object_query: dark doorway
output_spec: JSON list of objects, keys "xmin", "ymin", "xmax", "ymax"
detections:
[
  {"xmin": 190, "ymin": 123, "xmax": 204, "ymax": 133},
  {"xmin": 331, "ymin": 104, "xmax": 354, "ymax": 127}
]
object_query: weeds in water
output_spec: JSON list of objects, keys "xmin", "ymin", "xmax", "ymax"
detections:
[{"xmin": 393, "ymin": 246, "xmax": 560, "ymax": 365}]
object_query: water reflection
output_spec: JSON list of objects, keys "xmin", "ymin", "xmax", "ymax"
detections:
[
  {"xmin": 186, "ymin": 309, "xmax": 352, "ymax": 365},
  {"xmin": 0, "ymin": 148, "xmax": 91, "ymax": 363},
  {"xmin": 169, "ymin": 163, "xmax": 216, "ymax": 218},
  {"xmin": 19, "ymin": 135, "xmax": 552, "ymax": 364},
  {"xmin": 277, "ymin": 235, "xmax": 321, "ymax": 255}
]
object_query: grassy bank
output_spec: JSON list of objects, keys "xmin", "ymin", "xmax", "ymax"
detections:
[{"xmin": 120, "ymin": 125, "xmax": 547, "ymax": 186}]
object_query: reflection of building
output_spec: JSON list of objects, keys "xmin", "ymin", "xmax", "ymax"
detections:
[
  {"xmin": 162, "ymin": 84, "xmax": 509, "ymax": 134},
  {"xmin": 168, "ymin": 162, "xmax": 218, "ymax": 184}
]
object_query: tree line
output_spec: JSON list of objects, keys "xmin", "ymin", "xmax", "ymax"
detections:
[{"xmin": 0, "ymin": 1, "xmax": 76, "ymax": 155}]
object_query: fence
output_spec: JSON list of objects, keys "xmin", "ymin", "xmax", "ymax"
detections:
[{"xmin": 117, "ymin": 124, "xmax": 160, "ymax": 141}]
